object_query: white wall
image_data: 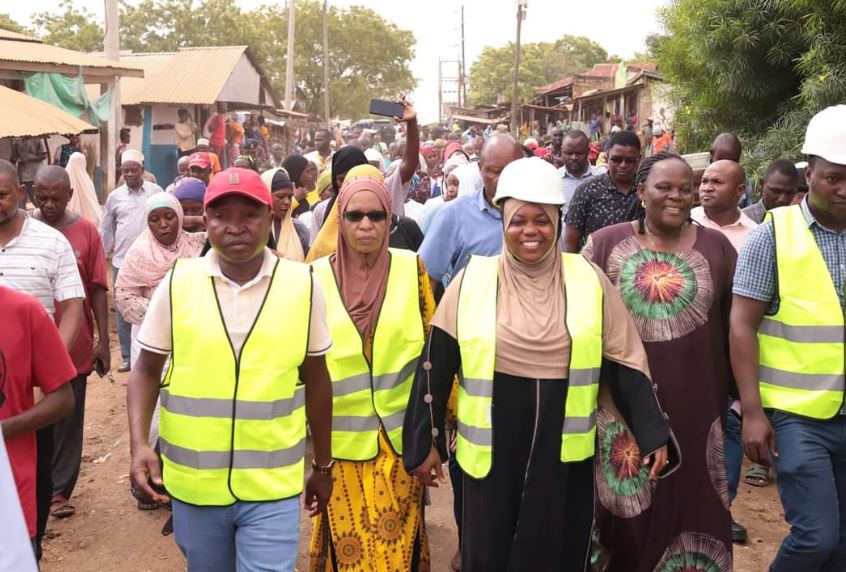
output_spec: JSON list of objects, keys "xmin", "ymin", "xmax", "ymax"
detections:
[{"xmin": 217, "ymin": 54, "xmax": 263, "ymax": 105}]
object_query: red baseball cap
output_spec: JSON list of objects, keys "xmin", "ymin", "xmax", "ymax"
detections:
[
  {"xmin": 188, "ymin": 152, "xmax": 211, "ymax": 169},
  {"xmin": 204, "ymin": 168, "xmax": 272, "ymax": 209}
]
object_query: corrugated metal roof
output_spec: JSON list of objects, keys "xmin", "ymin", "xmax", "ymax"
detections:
[
  {"xmin": 0, "ymin": 28, "xmax": 41, "ymax": 43},
  {"xmin": 117, "ymin": 53, "xmax": 176, "ymax": 105},
  {"xmin": 0, "ymin": 85, "xmax": 94, "ymax": 138},
  {"xmin": 132, "ymin": 46, "xmax": 249, "ymax": 105},
  {"xmin": 0, "ymin": 39, "xmax": 143, "ymax": 76}
]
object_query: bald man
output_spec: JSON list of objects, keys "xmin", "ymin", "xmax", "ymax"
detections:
[
  {"xmin": 419, "ymin": 134, "xmax": 523, "ymax": 290},
  {"xmin": 32, "ymin": 167, "xmax": 110, "ymax": 520},
  {"xmin": 710, "ymin": 132, "xmax": 754, "ymax": 207}
]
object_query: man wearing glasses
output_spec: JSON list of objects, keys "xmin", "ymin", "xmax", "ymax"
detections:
[{"xmin": 564, "ymin": 131, "xmax": 642, "ymax": 252}]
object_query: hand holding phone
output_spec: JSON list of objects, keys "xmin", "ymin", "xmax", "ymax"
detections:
[{"xmin": 369, "ymin": 99, "xmax": 406, "ymax": 119}]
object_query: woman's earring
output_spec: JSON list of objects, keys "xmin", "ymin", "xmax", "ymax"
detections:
[{"xmin": 641, "ymin": 200, "xmax": 646, "ymax": 207}]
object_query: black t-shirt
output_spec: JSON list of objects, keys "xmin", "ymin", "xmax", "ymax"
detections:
[{"xmin": 389, "ymin": 215, "xmax": 424, "ymax": 252}]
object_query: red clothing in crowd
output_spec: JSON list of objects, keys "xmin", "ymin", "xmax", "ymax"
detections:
[
  {"xmin": 207, "ymin": 113, "xmax": 226, "ymax": 148},
  {"xmin": 0, "ymin": 286, "xmax": 76, "ymax": 537},
  {"xmin": 52, "ymin": 216, "xmax": 108, "ymax": 374}
]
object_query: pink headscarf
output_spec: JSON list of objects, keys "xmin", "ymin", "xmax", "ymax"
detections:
[{"xmin": 332, "ymin": 170, "xmax": 393, "ymax": 341}]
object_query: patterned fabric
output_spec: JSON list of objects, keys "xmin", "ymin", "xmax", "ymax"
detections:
[
  {"xmin": 564, "ymin": 173, "xmax": 638, "ymax": 249},
  {"xmin": 308, "ymin": 258, "xmax": 435, "ymax": 572},
  {"xmin": 742, "ymin": 200, "xmax": 767, "ymax": 224},
  {"xmin": 734, "ymin": 198, "xmax": 846, "ymax": 312}
]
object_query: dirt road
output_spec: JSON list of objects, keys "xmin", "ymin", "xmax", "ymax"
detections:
[{"xmin": 38, "ymin": 361, "xmax": 786, "ymax": 572}]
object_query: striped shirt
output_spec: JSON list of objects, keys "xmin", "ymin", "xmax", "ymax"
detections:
[
  {"xmin": 734, "ymin": 197, "xmax": 846, "ymax": 313},
  {"xmin": 100, "ymin": 182, "xmax": 163, "ymax": 268},
  {"xmin": 0, "ymin": 213, "xmax": 85, "ymax": 315}
]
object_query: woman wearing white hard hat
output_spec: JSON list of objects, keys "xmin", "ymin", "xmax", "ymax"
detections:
[
  {"xmin": 732, "ymin": 104, "xmax": 846, "ymax": 572},
  {"xmin": 403, "ymin": 157, "xmax": 676, "ymax": 571}
]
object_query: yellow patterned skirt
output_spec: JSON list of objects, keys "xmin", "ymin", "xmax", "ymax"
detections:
[{"xmin": 308, "ymin": 430, "xmax": 430, "ymax": 571}]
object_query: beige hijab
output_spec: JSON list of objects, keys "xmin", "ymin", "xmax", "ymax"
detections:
[
  {"xmin": 65, "ymin": 152, "xmax": 101, "ymax": 226},
  {"xmin": 495, "ymin": 199, "xmax": 569, "ymax": 379}
]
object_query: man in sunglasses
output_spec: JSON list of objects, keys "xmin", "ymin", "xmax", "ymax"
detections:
[{"xmin": 564, "ymin": 131, "xmax": 642, "ymax": 252}]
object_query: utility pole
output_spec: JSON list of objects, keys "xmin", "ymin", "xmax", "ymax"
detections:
[
  {"xmin": 437, "ymin": 58, "xmax": 443, "ymax": 124},
  {"xmin": 285, "ymin": 0, "xmax": 297, "ymax": 110},
  {"xmin": 459, "ymin": 5, "xmax": 466, "ymax": 108},
  {"xmin": 322, "ymin": 0, "xmax": 330, "ymax": 127},
  {"xmin": 510, "ymin": 0, "xmax": 526, "ymax": 137},
  {"xmin": 104, "ymin": 0, "xmax": 120, "ymax": 192}
]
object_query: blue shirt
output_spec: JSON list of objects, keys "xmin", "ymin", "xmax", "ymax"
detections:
[
  {"xmin": 734, "ymin": 197, "xmax": 846, "ymax": 314},
  {"xmin": 419, "ymin": 188, "xmax": 503, "ymax": 285}
]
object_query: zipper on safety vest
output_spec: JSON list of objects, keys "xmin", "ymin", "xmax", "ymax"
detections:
[{"xmin": 514, "ymin": 379, "xmax": 542, "ymax": 545}]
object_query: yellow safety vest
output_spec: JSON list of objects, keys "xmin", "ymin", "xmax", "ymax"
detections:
[
  {"xmin": 159, "ymin": 257, "xmax": 312, "ymax": 505},
  {"xmin": 455, "ymin": 254, "xmax": 603, "ymax": 479},
  {"xmin": 758, "ymin": 205, "xmax": 845, "ymax": 419},
  {"xmin": 312, "ymin": 248, "xmax": 425, "ymax": 461}
]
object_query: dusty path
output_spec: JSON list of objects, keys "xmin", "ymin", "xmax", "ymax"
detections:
[{"xmin": 38, "ymin": 346, "xmax": 785, "ymax": 571}]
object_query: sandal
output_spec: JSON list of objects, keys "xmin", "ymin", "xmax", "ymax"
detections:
[
  {"xmin": 50, "ymin": 495, "xmax": 75, "ymax": 518},
  {"xmin": 744, "ymin": 463, "xmax": 770, "ymax": 487}
]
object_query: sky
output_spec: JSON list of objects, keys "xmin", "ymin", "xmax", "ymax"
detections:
[{"xmin": 6, "ymin": 0, "xmax": 668, "ymax": 123}]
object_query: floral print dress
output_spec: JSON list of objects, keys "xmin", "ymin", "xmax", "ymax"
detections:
[{"xmin": 583, "ymin": 222, "xmax": 737, "ymax": 572}]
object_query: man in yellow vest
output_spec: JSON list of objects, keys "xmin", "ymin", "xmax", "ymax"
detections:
[
  {"xmin": 732, "ymin": 105, "xmax": 846, "ymax": 572},
  {"xmin": 127, "ymin": 168, "xmax": 334, "ymax": 572}
]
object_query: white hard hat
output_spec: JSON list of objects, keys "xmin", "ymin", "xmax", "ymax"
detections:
[
  {"xmin": 801, "ymin": 105, "xmax": 846, "ymax": 166},
  {"xmin": 493, "ymin": 157, "xmax": 565, "ymax": 207}
]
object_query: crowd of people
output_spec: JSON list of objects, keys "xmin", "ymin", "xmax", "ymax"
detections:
[{"xmin": 1, "ymin": 98, "xmax": 845, "ymax": 572}]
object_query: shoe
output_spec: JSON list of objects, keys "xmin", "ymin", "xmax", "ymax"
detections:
[
  {"xmin": 118, "ymin": 361, "xmax": 130, "ymax": 373},
  {"xmin": 732, "ymin": 520, "xmax": 748, "ymax": 544}
]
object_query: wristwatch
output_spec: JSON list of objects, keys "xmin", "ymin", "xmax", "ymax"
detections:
[{"xmin": 312, "ymin": 459, "xmax": 335, "ymax": 474}]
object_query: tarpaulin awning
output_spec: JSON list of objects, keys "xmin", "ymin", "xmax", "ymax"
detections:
[
  {"xmin": 0, "ymin": 85, "xmax": 94, "ymax": 138},
  {"xmin": 25, "ymin": 72, "xmax": 111, "ymax": 127}
]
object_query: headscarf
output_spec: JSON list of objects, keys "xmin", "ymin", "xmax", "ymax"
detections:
[
  {"xmin": 443, "ymin": 153, "xmax": 469, "ymax": 178},
  {"xmin": 117, "ymin": 192, "xmax": 206, "ymax": 293},
  {"xmin": 454, "ymin": 162, "xmax": 484, "ymax": 197},
  {"xmin": 332, "ymin": 172, "xmax": 392, "ymax": 341},
  {"xmin": 494, "ymin": 198, "xmax": 568, "ymax": 379},
  {"xmin": 234, "ymin": 154, "xmax": 258, "ymax": 171},
  {"xmin": 314, "ymin": 169, "xmax": 332, "ymax": 200},
  {"xmin": 330, "ymin": 147, "xmax": 368, "ymax": 195},
  {"xmin": 172, "ymin": 177, "xmax": 206, "ymax": 203},
  {"xmin": 306, "ymin": 164, "xmax": 383, "ymax": 263},
  {"xmin": 262, "ymin": 168, "xmax": 304, "ymax": 262},
  {"xmin": 443, "ymin": 141, "xmax": 468, "ymax": 162},
  {"xmin": 65, "ymin": 152, "xmax": 101, "ymax": 226},
  {"xmin": 282, "ymin": 154, "xmax": 310, "ymax": 187}
]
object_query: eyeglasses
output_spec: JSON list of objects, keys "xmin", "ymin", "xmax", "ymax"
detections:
[{"xmin": 343, "ymin": 210, "xmax": 388, "ymax": 223}]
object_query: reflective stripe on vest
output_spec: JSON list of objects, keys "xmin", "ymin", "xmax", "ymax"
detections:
[
  {"xmin": 455, "ymin": 254, "xmax": 603, "ymax": 479},
  {"xmin": 758, "ymin": 205, "xmax": 845, "ymax": 419},
  {"xmin": 312, "ymin": 249, "xmax": 425, "ymax": 461},
  {"xmin": 160, "ymin": 257, "xmax": 312, "ymax": 505}
]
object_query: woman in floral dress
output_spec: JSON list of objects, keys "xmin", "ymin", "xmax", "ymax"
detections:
[{"xmin": 583, "ymin": 151, "xmax": 736, "ymax": 572}]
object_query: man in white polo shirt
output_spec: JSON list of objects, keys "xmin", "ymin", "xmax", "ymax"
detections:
[{"xmin": 0, "ymin": 159, "xmax": 83, "ymax": 560}]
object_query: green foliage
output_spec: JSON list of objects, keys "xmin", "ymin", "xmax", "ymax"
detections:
[
  {"xmin": 657, "ymin": 0, "xmax": 846, "ymax": 176},
  {"xmin": 32, "ymin": 0, "xmax": 105, "ymax": 52},
  {"xmin": 118, "ymin": 0, "xmax": 415, "ymax": 119},
  {"xmin": 468, "ymin": 35, "xmax": 609, "ymax": 106},
  {"xmin": 0, "ymin": 13, "xmax": 29, "ymax": 34}
]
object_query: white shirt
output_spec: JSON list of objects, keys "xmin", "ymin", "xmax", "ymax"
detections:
[
  {"xmin": 100, "ymin": 182, "xmax": 164, "ymax": 268},
  {"xmin": 403, "ymin": 199, "xmax": 426, "ymax": 228},
  {"xmin": 0, "ymin": 214, "xmax": 85, "ymax": 316},
  {"xmin": 137, "ymin": 248, "xmax": 332, "ymax": 358}
]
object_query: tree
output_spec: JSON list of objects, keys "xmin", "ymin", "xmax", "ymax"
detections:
[
  {"xmin": 657, "ymin": 0, "xmax": 846, "ymax": 173},
  {"xmin": 32, "ymin": 0, "xmax": 105, "ymax": 52},
  {"xmin": 118, "ymin": 0, "xmax": 416, "ymax": 119},
  {"xmin": 0, "ymin": 13, "xmax": 29, "ymax": 35},
  {"xmin": 468, "ymin": 35, "xmax": 609, "ymax": 106}
]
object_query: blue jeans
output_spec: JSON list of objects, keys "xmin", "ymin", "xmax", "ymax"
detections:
[
  {"xmin": 111, "ymin": 266, "xmax": 131, "ymax": 362},
  {"xmin": 725, "ymin": 401, "xmax": 743, "ymax": 504},
  {"xmin": 172, "ymin": 497, "xmax": 300, "ymax": 572},
  {"xmin": 770, "ymin": 411, "xmax": 846, "ymax": 572}
]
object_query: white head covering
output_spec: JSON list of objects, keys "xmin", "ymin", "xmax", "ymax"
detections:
[
  {"xmin": 443, "ymin": 153, "xmax": 469, "ymax": 178},
  {"xmin": 364, "ymin": 148, "xmax": 385, "ymax": 174},
  {"xmin": 65, "ymin": 152, "xmax": 101, "ymax": 226},
  {"xmin": 454, "ymin": 163, "xmax": 484, "ymax": 197},
  {"xmin": 121, "ymin": 149, "xmax": 144, "ymax": 166},
  {"xmin": 197, "ymin": 138, "xmax": 210, "ymax": 147}
]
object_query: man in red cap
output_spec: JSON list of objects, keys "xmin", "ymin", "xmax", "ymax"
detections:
[
  {"xmin": 187, "ymin": 152, "xmax": 212, "ymax": 185},
  {"xmin": 127, "ymin": 168, "xmax": 334, "ymax": 570}
]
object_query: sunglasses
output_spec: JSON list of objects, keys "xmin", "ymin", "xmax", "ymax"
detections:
[
  {"xmin": 343, "ymin": 210, "xmax": 388, "ymax": 223},
  {"xmin": 609, "ymin": 157, "xmax": 639, "ymax": 165}
]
